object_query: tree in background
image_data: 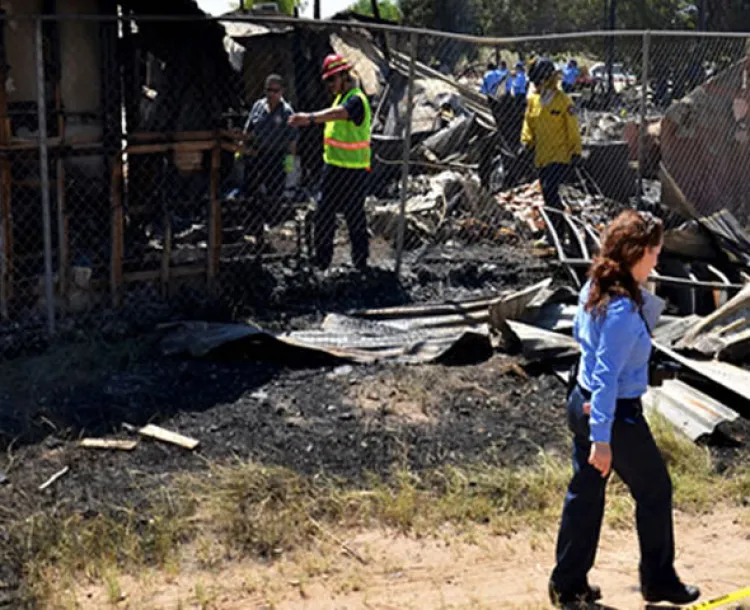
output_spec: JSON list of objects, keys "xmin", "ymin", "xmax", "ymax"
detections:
[
  {"xmin": 398, "ymin": 0, "xmax": 701, "ymax": 36},
  {"xmin": 347, "ymin": 0, "xmax": 402, "ymax": 21},
  {"xmin": 400, "ymin": 0, "xmax": 479, "ymax": 33},
  {"xmin": 227, "ymin": 0, "xmax": 306, "ymax": 14},
  {"xmin": 399, "ymin": 0, "xmax": 481, "ymax": 69}
]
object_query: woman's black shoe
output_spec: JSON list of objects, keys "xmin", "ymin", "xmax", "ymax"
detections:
[
  {"xmin": 642, "ymin": 582, "xmax": 700, "ymax": 604},
  {"xmin": 549, "ymin": 580, "xmax": 602, "ymax": 607}
]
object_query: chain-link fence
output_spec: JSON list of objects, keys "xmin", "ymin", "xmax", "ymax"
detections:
[{"xmin": 0, "ymin": 11, "xmax": 748, "ymax": 360}]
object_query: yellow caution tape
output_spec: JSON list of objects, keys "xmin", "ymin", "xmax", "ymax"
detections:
[{"xmin": 686, "ymin": 585, "xmax": 750, "ymax": 610}]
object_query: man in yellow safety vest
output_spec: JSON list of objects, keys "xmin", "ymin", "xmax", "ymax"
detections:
[{"xmin": 289, "ymin": 54, "xmax": 372, "ymax": 273}]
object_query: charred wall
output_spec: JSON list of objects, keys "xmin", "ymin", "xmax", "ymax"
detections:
[{"xmin": 661, "ymin": 58, "xmax": 750, "ymax": 224}]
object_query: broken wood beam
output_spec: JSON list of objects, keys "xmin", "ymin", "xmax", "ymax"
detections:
[
  {"xmin": 128, "ymin": 130, "xmax": 215, "ymax": 143},
  {"xmin": 79, "ymin": 439, "xmax": 138, "ymax": 451},
  {"xmin": 39, "ymin": 466, "xmax": 69, "ymax": 491},
  {"xmin": 138, "ymin": 424, "xmax": 200, "ymax": 450},
  {"xmin": 0, "ymin": 134, "xmax": 102, "ymax": 152},
  {"xmin": 126, "ymin": 140, "xmax": 215, "ymax": 155}
]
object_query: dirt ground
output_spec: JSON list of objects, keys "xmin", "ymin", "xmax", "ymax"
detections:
[{"xmin": 74, "ymin": 507, "xmax": 750, "ymax": 610}]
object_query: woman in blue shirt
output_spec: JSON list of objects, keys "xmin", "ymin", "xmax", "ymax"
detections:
[{"xmin": 548, "ymin": 210, "xmax": 701, "ymax": 608}]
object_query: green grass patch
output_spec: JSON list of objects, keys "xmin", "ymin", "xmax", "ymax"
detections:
[{"xmin": 6, "ymin": 420, "xmax": 750, "ymax": 607}]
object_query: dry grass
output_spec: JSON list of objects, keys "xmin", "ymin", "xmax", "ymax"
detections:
[{"xmin": 5, "ymin": 409, "xmax": 749, "ymax": 608}]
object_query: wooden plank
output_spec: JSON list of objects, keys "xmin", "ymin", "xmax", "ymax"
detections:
[
  {"xmin": 79, "ymin": 438, "xmax": 138, "ymax": 451},
  {"xmin": 138, "ymin": 424, "xmax": 200, "ymax": 450},
  {"xmin": 207, "ymin": 143, "xmax": 221, "ymax": 291},
  {"xmin": 39, "ymin": 466, "xmax": 69, "ymax": 491},
  {"xmin": 0, "ymin": 134, "xmax": 101, "ymax": 151},
  {"xmin": 128, "ymin": 130, "xmax": 215, "ymax": 143},
  {"xmin": 110, "ymin": 156, "xmax": 124, "ymax": 307},
  {"xmin": 126, "ymin": 140, "xmax": 214, "ymax": 155}
]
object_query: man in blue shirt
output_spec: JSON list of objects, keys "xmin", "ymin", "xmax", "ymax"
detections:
[
  {"xmin": 240, "ymin": 74, "xmax": 299, "ymax": 246},
  {"xmin": 479, "ymin": 62, "xmax": 503, "ymax": 96},
  {"xmin": 242, "ymin": 74, "xmax": 298, "ymax": 199},
  {"xmin": 562, "ymin": 59, "xmax": 580, "ymax": 93},
  {"xmin": 507, "ymin": 61, "xmax": 528, "ymax": 98}
]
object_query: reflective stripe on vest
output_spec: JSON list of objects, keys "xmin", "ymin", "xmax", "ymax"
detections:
[
  {"xmin": 323, "ymin": 88, "xmax": 371, "ymax": 170},
  {"xmin": 324, "ymin": 138, "xmax": 370, "ymax": 150}
]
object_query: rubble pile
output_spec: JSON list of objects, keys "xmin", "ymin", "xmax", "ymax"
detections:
[
  {"xmin": 368, "ymin": 162, "xmax": 625, "ymax": 254},
  {"xmin": 369, "ymin": 170, "xmax": 520, "ymax": 249}
]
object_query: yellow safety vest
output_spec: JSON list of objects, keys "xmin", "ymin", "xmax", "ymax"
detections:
[{"xmin": 323, "ymin": 88, "xmax": 372, "ymax": 170}]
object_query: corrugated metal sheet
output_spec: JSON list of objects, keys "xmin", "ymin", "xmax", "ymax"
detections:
[
  {"xmin": 159, "ymin": 281, "xmax": 568, "ymax": 365},
  {"xmin": 159, "ymin": 316, "xmax": 492, "ymax": 364},
  {"xmin": 642, "ymin": 379, "xmax": 739, "ymax": 441},
  {"xmin": 699, "ymin": 209, "xmax": 750, "ymax": 267},
  {"xmin": 654, "ymin": 341, "xmax": 750, "ymax": 406},
  {"xmin": 673, "ymin": 284, "xmax": 750, "ymax": 361}
]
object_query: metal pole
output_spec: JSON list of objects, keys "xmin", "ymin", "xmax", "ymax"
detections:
[
  {"xmin": 394, "ymin": 31, "xmax": 417, "ymax": 277},
  {"xmin": 36, "ymin": 18, "xmax": 55, "ymax": 336},
  {"xmin": 638, "ymin": 30, "xmax": 650, "ymax": 202},
  {"xmin": 606, "ymin": 0, "xmax": 617, "ymax": 97}
]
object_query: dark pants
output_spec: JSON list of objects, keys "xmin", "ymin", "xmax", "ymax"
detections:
[
  {"xmin": 244, "ymin": 151, "xmax": 286, "ymax": 202},
  {"xmin": 539, "ymin": 163, "xmax": 570, "ymax": 242},
  {"xmin": 243, "ymin": 152, "xmax": 286, "ymax": 237},
  {"xmin": 314, "ymin": 164, "xmax": 369, "ymax": 270},
  {"xmin": 550, "ymin": 384, "xmax": 678, "ymax": 594}
]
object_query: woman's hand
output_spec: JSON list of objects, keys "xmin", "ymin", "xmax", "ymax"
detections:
[{"xmin": 588, "ymin": 442, "xmax": 612, "ymax": 478}]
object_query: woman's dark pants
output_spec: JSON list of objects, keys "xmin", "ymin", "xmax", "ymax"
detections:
[{"xmin": 550, "ymin": 384, "xmax": 679, "ymax": 595}]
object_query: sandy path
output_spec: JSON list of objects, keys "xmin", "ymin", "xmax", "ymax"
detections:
[{"xmin": 75, "ymin": 507, "xmax": 750, "ymax": 610}]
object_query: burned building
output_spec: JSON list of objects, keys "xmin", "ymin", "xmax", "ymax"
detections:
[
  {"xmin": 660, "ymin": 56, "xmax": 750, "ymax": 225},
  {"xmin": 0, "ymin": 0, "xmax": 238, "ymax": 318}
]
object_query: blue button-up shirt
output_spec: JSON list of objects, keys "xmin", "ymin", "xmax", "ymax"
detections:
[
  {"xmin": 244, "ymin": 97, "xmax": 298, "ymax": 154},
  {"xmin": 562, "ymin": 65, "xmax": 580, "ymax": 87},
  {"xmin": 480, "ymin": 68, "xmax": 508, "ymax": 96},
  {"xmin": 574, "ymin": 280, "xmax": 652, "ymax": 444},
  {"xmin": 507, "ymin": 71, "xmax": 527, "ymax": 96}
]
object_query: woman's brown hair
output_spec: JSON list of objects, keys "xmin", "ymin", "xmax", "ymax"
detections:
[{"xmin": 585, "ymin": 209, "xmax": 663, "ymax": 316}]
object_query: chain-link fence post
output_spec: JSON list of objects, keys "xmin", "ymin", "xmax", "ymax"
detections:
[
  {"xmin": 35, "ymin": 17, "xmax": 55, "ymax": 336},
  {"xmin": 394, "ymin": 30, "xmax": 417, "ymax": 277},
  {"xmin": 638, "ymin": 30, "xmax": 651, "ymax": 203}
]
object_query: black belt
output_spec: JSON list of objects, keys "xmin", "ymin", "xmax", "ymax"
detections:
[{"xmin": 576, "ymin": 382, "xmax": 643, "ymax": 420}]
